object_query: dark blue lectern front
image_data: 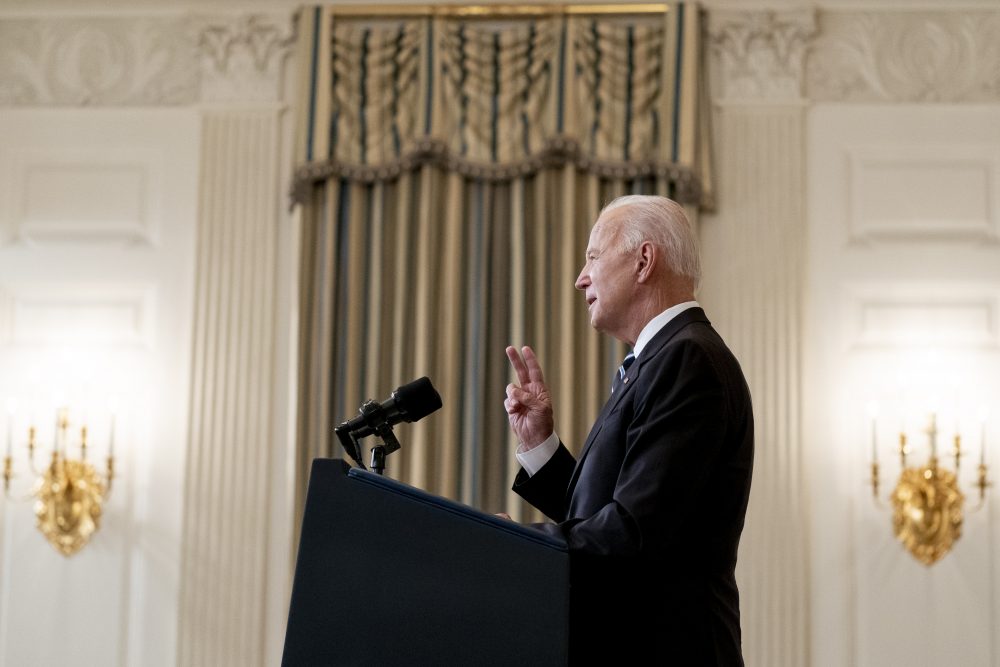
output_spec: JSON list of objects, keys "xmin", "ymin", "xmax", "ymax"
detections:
[{"xmin": 282, "ymin": 458, "xmax": 570, "ymax": 666}]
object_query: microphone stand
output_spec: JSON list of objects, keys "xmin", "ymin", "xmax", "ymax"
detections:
[{"xmin": 369, "ymin": 423, "xmax": 400, "ymax": 476}]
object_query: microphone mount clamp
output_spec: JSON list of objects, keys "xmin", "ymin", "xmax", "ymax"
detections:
[{"xmin": 335, "ymin": 398, "xmax": 402, "ymax": 475}]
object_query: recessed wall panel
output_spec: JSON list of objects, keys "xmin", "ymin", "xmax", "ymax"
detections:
[
  {"xmin": 6, "ymin": 148, "xmax": 161, "ymax": 245},
  {"xmin": 6, "ymin": 284, "xmax": 154, "ymax": 347},
  {"xmin": 855, "ymin": 299, "xmax": 996, "ymax": 347},
  {"xmin": 848, "ymin": 146, "xmax": 997, "ymax": 242}
]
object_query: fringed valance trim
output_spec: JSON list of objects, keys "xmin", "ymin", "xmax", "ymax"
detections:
[
  {"xmin": 292, "ymin": 3, "xmax": 713, "ymax": 208},
  {"xmin": 290, "ymin": 135, "xmax": 702, "ymax": 204}
]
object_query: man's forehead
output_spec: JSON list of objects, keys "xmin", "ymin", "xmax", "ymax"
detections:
[
  {"xmin": 586, "ymin": 225, "xmax": 605, "ymax": 251},
  {"xmin": 589, "ymin": 211, "xmax": 625, "ymax": 247}
]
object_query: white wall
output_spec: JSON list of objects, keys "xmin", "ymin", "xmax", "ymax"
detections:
[
  {"xmin": 805, "ymin": 105, "xmax": 1000, "ymax": 666},
  {"xmin": 0, "ymin": 109, "xmax": 198, "ymax": 666}
]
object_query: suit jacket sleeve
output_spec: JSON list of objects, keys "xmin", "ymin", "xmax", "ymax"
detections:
[{"xmin": 512, "ymin": 442, "xmax": 576, "ymax": 521}]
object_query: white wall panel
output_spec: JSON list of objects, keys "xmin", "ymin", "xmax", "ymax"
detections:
[
  {"xmin": 849, "ymin": 289, "xmax": 1000, "ymax": 348},
  {"xmin": 4, "ymin": 282, "xmax": 155, "ymax": 346},
  {"xmin": 2, "ymin": 147, "xmax": 162, "ymax": 247},
  {"xmin": 807, "ymin": 105, "xmax": 1000, "ymax": 667},
  {"xmin": 17, "ymin": 155, "xmax": 157, "ymax": 244},
  {"xmin": 0, "ymin": 108, "xmax": 198, "ymax": 667},
  {"xmin": 847, "ymin": 146, "xmax": 998, "ymax": 242}
]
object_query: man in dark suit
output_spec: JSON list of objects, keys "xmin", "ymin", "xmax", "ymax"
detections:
[{"xmin": 503, "ymin": 195, "xmax": 753, "ymax": 665}]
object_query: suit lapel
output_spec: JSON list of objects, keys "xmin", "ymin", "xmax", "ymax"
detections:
[{"xmin": 564, "ymin": 308, "xmax": 711, "ymax": 504}]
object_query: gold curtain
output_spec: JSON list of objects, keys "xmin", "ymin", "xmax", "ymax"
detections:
[{"xmin": 293, "ymin": 3, "xmax": 710, "ymax": 523}]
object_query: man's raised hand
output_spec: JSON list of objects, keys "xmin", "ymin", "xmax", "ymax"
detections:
[{"xmin": 504, "ymin": 345, "xmax": 554, "ymax": 450}]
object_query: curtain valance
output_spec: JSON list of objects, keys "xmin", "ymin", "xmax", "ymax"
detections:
[{"xmin": 293, "ymin": 3, "xmax": 712, "ymax": 207}]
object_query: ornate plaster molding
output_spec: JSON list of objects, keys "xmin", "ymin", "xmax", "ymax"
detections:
[
  {"xmin": 0, "ymin": 18, "xmax": 197, "ymax": 106},
  {"xmin": 0, "ymin": 13, "xmax": 295, "ymax": 107},
  {"xmin": 807, "ymin": 11, "xmax": 1000, "ymax": 103},
  {"xmin": 707, "ymin": 10, "xmax": 817, "ymax": 104},
  {"xmin": 195, "ymin": 14, "xmax": 295, "ymax": 104}
]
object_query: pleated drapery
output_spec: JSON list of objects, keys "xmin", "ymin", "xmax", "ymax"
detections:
[{"xmin": 293, "ymin": 3, "xmax": 711, "ymax": 522}]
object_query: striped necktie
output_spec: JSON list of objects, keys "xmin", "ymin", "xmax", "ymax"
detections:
[{"xmin": 611, "ymin": 352, "xmax": 636, "ymax": 395}]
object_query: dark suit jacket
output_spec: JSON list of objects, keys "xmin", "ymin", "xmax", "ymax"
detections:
[{"xmin": 513, "ymin": 308, "xmax": 753, "ymax": 665}]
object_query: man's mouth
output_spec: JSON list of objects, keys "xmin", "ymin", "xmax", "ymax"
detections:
[{"xmin": 586, "ymin": 296, "xmax": 596, "ymax": 308}]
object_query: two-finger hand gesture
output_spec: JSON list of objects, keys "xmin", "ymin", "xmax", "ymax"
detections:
[{"xmin": 504, "ymin": 345, "xmax": 554, "ymax": 450}]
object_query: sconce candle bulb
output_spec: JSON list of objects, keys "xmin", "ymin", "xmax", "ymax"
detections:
[
  {"xmin": 4, "ymin": 399, "xmax": 13, "ymax": 459},
  {"xmin": 108, "ymin": 395, "xmax": 118, "ymax": 459},
  {"xmin": 866, "ymin": 401, "xmax": 879, "ymax": 463},
  {"xmin": 870, "ymin": 418, "xmax": 877, "ymax": 463},
  {"xmin": 978, "ymin": 414, "xmax": 991, "ymax": 502},
  {"xmin": 981, "ymin": 412, "xmax": 988, "ymax": 467},
  {"xmin": 928, "ymin": 413, "xmax": 938, "ymax": 459}
]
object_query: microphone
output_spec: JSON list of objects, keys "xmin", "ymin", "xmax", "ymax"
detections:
[{"xmin": 335, "ymin": 376, "xmax": 442, "ymax": 439}]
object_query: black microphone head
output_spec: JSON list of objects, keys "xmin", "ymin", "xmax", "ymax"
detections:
[{"xmin": 392, "ymin": 376, "xmax": 442, "ymax": 422}]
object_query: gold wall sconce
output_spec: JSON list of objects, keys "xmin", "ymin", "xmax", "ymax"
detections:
[
  {"xmin": 869, "ymin": 411, "xmax": 991, "ymax": 565},
  {"xmin": 3, "ymin": 404, "xmax": 116, "ymax": 557}
]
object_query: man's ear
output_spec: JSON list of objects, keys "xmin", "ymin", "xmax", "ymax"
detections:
[{"xmin": 635, "ymin": 241, "xmax": 657, "ymax": 283}]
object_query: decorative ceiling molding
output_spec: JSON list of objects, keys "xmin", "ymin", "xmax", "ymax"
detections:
[
  {"xmin": 5, "ymin": 9, "xmax": 999, "ymax": 107},
  {"xmin": 806, "ymin": 11, "xmax": 1000, "ymax": 103},
  {"xmin": 707, "ymin": 9, "xmax": 817, "ymax": 105},
  {"xmin": 0, "ymin": 13, "xmax": 294, "ymax": 107}
]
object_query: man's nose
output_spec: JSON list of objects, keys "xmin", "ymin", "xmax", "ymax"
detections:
[{"xmin": 574, "ymin": 269, "xmax": 589, "ymax": 291}]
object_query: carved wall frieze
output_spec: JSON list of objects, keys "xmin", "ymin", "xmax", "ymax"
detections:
[
  {"xmin": 0, "ymin": 13, "xmax": 294, "ymax": 107},
  {"xmin": 807, "ymin": 11, "xmax": 1000, "ymax": 103},
  {"xmin": 0, "ymin": 18, "xmax": 198, "ymax": 106},
  {"xmin": 708, "ymin": 10, "xmax": 817, "ymax": 104}
]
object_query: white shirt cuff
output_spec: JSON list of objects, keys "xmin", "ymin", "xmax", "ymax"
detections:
[{"xmin": 515, "ymin": 432, "xmax": 560, "ymax": 477}]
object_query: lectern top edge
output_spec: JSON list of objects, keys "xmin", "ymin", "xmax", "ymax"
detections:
[{"xmin": 338, "ymin": 459, "xmax": 568, "ymax": 551}]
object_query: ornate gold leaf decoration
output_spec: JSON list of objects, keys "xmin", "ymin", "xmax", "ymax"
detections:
[
  {"xmin": 890, "ymin": 461, "xmax": 963, "ymax": 566},
  {"xmin": 33, "ymin": 457, "xmax": 106, "ymax": 557}
]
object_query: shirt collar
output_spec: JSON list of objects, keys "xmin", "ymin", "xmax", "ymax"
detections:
[{"xmin": 632, "ymin": 301, "xmax": 699, "ymax": 358}]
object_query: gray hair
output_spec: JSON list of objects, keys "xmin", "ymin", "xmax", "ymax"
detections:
[{"xmin": 599, "ymin": 194, "xmax": 701, "ymax": 289}]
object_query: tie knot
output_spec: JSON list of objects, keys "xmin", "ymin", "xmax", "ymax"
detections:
[
  {"xmin": 611, "ymin": 352, "xmax": 636, "ymax": 394},
  {"xmin": 619, "ymin": 352, "xmax": 636, "ymax": 378}
]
